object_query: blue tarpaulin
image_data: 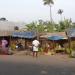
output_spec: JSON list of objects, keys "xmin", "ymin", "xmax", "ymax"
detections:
[
  {"xmin": 12, "ymin": 31, "xmax": 36, "ymax": 39},
  {"xmin": 48, "ymin": 35, "xmax": 64, "ymax": 40}
]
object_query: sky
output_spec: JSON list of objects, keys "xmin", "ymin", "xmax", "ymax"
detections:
[{"xmin": 0, "ymin": 0, "xmax": 75, "ymax": 23}]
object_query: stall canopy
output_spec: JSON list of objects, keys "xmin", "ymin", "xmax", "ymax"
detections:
[
  {"xmin": 40, "ymin": 32, "xmax": 67, "ymax": 39},
  {"xmin": 12, "ymin": 31, "xmax": 37, "ymax": 39},
  {"xmin": 48, "ymin": 35, "xmax": 64, "ymax": 41},
  {"xmin": 66, "ymin": 28, "xmax": 75, "ymax": 37}
]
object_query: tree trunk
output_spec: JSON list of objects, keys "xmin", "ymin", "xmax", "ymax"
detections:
[
  {"xmin": 68, "ymin": 37, "xmax": 72, "ymax": 54},
  {"xmin": 49, "ymin": 4, "xmax": 52, "ymax": 23},
  {"xmin": 60, "ymin": 14, "xmax": 62, "ymax": 21}
]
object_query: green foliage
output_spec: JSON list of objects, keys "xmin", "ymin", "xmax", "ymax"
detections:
[
  {"xmin": 59, "ymin": 21, "xmax": 65, "ymax": 31},
  {"xmin": 38, "ymin": 47, "xmax": 44, "ymax": 52},
  {"xmin": 43, "ymin": 0, "xmax": 54, "ymax": 5},
  {"xmin": 54, "ymin": 24, "xmax": 60, "ymax": 32},
  {"xmin": 24, "ymin": 19, "xmax": 74, "ymax": 33},
  {"xmin": 64, "ymin": 19, "xmax": 72, "ymax": 28},
  {"xmin": 25, "ymin": 21, "xmax": 55, "ymax": 33},
  {"xmin": 45, "ymin": 22, "xmax": 54, "ymax": 32},
  {"xmin": 25, "ymin": 22, "xmax": 37, "ymax": 31},
  {"xmin": 72, "ymin": 23, "xmax": 75, "ymax": 28},
  {"xmin": 58, "ymin": 9, "xmax": 63, "ymax": 15},
  {"xmin": 71, "ymin": 41, "xmax": 75, "ymax": 51},
  {"xmin": 10, "ymin": 44, "xmax": 16, "ymax": 50},
  {"xmin": 37, "ymin": 25, "xmax": 45, "ymax": 33},
  {"xmin": 66, "ymin": 48, "xmax": 72, "ymax": 54},
  {"xmin": 57, "ymin": 19, "xmax": 72, "ymax": 32},
  {"xmin": 63, "ymin": 41, "xmax": 75, "ymax": 54}
]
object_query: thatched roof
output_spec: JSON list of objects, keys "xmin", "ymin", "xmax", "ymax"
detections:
[
  {"xmin": 40, "ymin": 32, "xmax": 67, "ymax": 39},
  {"xmin": 0, "ymin": 21, "xmax": 25, "ymax": 36},
  {"xmin": 0, "ymin": 30, "xmax": 13, "ymax": 36}
]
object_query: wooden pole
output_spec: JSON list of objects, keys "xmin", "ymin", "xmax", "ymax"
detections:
[{"xmin": 68, "ymin": 37, "xmax": 71, "ymax": 54}]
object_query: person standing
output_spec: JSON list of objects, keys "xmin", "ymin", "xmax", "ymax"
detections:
[
  {"xmin": 32, "ymin": 39, "xmax": 40, "ymax": 57},
  {"xmin": 1, "ymin": 38, "xmax": 8, "ymax": 54}
]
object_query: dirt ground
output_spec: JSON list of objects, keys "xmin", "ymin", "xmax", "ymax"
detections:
[{"xmin": 0, "ymin": 54, "xmax": 75, "ymax": 75}]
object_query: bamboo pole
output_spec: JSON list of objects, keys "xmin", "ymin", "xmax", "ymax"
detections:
[{"xmin": 68, "ymin": 37, "xmax": 71, "ymax": 54}]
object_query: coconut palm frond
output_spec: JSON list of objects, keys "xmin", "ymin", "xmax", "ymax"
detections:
[{"xmin": 43, "ymin": 0, "xmax": 54, "ymax": 5}]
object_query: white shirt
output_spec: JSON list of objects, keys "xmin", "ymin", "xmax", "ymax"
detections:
[
  {"xmin": 32, "ymin": 40, "xmax": 40, "ymax": 51},
  {"xmin": 32, "ymin": 40, "xmax": 40, "ymax": 47}
]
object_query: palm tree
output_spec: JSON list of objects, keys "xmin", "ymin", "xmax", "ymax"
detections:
[
  {"xmin": 58, "ymin": 9, "xmax": 63, "ymax": 21},
  {"xmin": 43, "ymin": 0, "xmax": 54, "ymax": 23}
]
